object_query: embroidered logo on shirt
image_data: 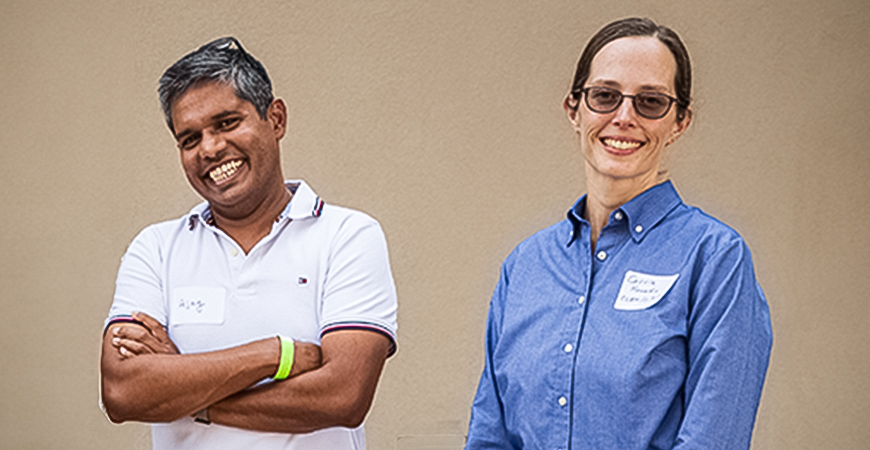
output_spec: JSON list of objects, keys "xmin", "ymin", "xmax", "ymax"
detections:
[
  {"xmin": 614, "ymin": 271, "xmax": 679, "ymax": 311},
  {"xmin": 298, "ymin": 277, "xmax": 309, "ymax": 286}
]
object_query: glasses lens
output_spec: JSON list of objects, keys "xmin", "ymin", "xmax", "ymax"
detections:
[
  {"xmin": 634, "ymin": 93, "xmax": 671, "ymax": 118},
  {"xmin": 586, "ymin": 87, "xmax": 621, "ymax": 112}
]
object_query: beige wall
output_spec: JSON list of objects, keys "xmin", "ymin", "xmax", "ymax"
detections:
[{"xmin": 1, "ymin": 0, "xmax": 868, "ymax": 448}]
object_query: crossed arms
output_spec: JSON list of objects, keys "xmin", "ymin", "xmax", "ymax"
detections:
[{"xmin": 100, "ymin": 312, "xmax": 391, "ymax": 433}]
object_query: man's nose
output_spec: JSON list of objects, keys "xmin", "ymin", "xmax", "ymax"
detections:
[{"xmin": 200, "ymin": 130, "xmax": 226, "ymax": 159}]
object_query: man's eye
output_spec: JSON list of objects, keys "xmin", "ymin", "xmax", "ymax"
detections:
[
  {"xmin": 179, "ymin": 136, "xmax": 200, "ymax": 150},
  {"xmin": 219, "ymin": 118, "xmax": 241, "ymax": 130}
]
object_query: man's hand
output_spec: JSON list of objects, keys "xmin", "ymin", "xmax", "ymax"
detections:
[
  {"xmin": 111, "ymin": 312, "xmax": 322, "ymax": 378},
  {"xmin": 110, "ymin": 312, "xmax": 179, "ymax": 359}
]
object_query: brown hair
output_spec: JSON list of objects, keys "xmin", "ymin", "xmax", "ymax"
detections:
[{"xmin": 569, "ymin": 18, "xmax": 691, "ymax": 121}]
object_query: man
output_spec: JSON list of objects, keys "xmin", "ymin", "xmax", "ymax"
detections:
[{"xmin": 100, "ymin": 37, "xmax": 397, "ymax": 449}]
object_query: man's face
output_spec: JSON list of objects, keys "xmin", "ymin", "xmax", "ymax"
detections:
[{"xmin": 171, "ymin": 82, "xmax": 286, "ymax": 218}]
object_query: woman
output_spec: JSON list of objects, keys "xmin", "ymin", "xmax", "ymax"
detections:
[{"xmin": 466, "ymin": 18, "xmax": 772, "ymax": 450}]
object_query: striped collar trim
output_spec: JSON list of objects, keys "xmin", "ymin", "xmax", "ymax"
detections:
[{"xmin": 186, "ymin": 180, "xmax": 325, "ymax": 230}]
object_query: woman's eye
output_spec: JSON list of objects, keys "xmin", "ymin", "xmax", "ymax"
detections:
[{"xmin": 639, "ymin": 95, "xmax": 667, "ymax": 107}]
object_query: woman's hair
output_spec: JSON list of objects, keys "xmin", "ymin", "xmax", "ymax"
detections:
[{"xmin": 570, "ymin": 18, "xmax": 691, "ymax": 121}]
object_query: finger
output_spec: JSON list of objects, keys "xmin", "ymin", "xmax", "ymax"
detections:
[
  {"xmin": 131, "ymin": 312, "xmax": 166, "ymax": 336},
  {"xmin": 112, "ymin": 327, "xmax": 165, "ymax": 354},
  {"xmin": 115, "ymin": 337, "xmax": 156, "ymax": 355},
  {"xmin": 134, "ymin": 314, "xmax": 180, "ymax": 353},
  {"xmin": 118, "ymin": 346, "xmax": 135, "ymax": 360},
  {"xmin": 112, "ymin": 323, "xmax": 151, "ymax": 343}
]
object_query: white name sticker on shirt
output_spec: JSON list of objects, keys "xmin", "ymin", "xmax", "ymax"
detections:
[
  {"xmin": 614, "ymin": 271, "xmax": 679, "ymax": 311},
  {"xmin": 170, "ymin": 286, "xmax": 226, "ymax": 325}
]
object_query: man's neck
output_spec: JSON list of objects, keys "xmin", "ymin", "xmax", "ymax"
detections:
[{"xmin": 211, "ymin": 183, "xmax": 292, "ymax": 254}]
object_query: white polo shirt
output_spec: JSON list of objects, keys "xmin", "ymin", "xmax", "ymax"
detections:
[{"xmin": 106, "ymin": 180, "xmax": 397, "ymax": 450}]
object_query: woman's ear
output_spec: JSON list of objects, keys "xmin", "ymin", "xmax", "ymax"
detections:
[
  {"xmin": 666, "ymin": 107, "xmax": 692, "ymax": 146},
  {"xmin": 563, "ymin": 94, "xmax": 582, "ymax": 132}
]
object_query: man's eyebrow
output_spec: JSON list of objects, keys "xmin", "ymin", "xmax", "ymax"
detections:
[
  {"xmin": 211, "ymin": 110, "xmax": 241, "ymax": 121},
  {"xmin": 173, "ymin": 110, "xmax": 241, "ymax": 141}
]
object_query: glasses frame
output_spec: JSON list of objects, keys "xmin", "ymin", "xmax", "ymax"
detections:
[{"xmin": 574, "ymin": 86, "xmax": 678, "ymax": 120}]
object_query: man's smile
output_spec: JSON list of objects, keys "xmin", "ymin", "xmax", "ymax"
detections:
[{"xmin": 208, "ymin": 159, "xmax": 244, "ymax": 184}]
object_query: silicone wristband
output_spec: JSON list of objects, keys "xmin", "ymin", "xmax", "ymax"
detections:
[{"xmin": 273, "ymin": 337, "xmax": 295, "ymax": 380}]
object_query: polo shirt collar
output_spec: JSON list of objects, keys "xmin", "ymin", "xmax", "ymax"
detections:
[
  {"xmin": 186, "ymin": 179, "xmax": 324, "ymax": 229},
  {"xmin": 567, "ymin": 180, "xmax": 683, "ymax": 245},
  {"xmin": 281, "ymin": 180, "xmax": 325, "ymax": 220}
]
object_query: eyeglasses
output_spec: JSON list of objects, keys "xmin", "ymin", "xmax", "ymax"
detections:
[{"xmin": 575, "ymin": 86, "xmax": 677, "ymax": 120}]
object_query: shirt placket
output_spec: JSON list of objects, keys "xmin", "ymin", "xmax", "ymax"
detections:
[
  {"xmin": 561, "ymin": 221, "xmax": 592, "ymax": 450},
  {"xmin": 567, "ymin": 212, "xmax": 627, "ymax": 450}
]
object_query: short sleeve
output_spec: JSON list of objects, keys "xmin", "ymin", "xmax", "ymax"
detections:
[
  {"xmin": 104, "ymin": 225, "xmax": 167, "ymax": 330},
  {"xmin": 319, "ymin": 213, "xmax": 398, "ymax": 355}
]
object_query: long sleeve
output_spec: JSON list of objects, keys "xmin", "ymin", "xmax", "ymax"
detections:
[
  {"xmin": 466, "ymin": 262, "xmax": 517, "ymax": 450},
  {"xmin": 674, "ymin": 238, "xmax": 773, "ymax": 450}
]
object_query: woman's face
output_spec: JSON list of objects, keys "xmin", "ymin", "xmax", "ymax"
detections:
[{"xmin": 565, "ymin": 36, "xmax": 690, "ymax": 190}]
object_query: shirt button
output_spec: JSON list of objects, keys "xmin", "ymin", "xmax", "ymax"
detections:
[
  {"xmin": 231, "ymin": 248, "xmax": 239, "ymax": 257},
  {"xmin": 578, "ymin": 295, "xmax": 585, "ymax": 304},
  {"xmin": 614, "ymin": 211, "xmax": 623, "ymax": 221},
  {"xmin": 558, "ymin": 396, "xmax": 567, "ymax": 406},
  {"xmin": 563, "ymin": 343, "xmax": 573, "ymax": 353},
  {"xmin": 596, "ymin": 251, "xmax": 607, "ymax": 261},
  {"xmin": 635, "ymin": 225, "xmax": 643, "ymax": 233}
]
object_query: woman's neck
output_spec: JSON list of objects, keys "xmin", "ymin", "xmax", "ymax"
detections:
[{"xmin": 583, "ymin": 168, "xmax": 662, "ymax": 250}]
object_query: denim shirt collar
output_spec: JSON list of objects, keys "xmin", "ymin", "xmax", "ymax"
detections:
[{"xmin": 567, "ymin": 180, "xmax": 683, "ymax": 246}]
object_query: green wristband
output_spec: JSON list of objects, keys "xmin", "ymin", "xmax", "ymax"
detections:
[{"xmin": 274, "ymin": 337, "xmax": 295, "ymax": 380}]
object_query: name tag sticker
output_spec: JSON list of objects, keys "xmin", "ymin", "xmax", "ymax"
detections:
[
  {"xmin": 170, "ymin": 286, "xmax": 226, "ymax": 325},
  {"xmin": 614, "ymin": 271, "xmax": 679, "ymax": 311}
]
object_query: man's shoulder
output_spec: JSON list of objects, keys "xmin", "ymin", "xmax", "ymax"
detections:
[
  {"xmin": 319, "ymin": 203, "xmax": 380, "ymax": 227},
  {"xmin": 128, "ymin": 204, "xmax": 206, "ymax": 246}
]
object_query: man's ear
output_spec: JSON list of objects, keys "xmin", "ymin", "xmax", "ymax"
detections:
[
  {"xmin": 563, "ymin": 94, "xmax": 582, "ymax": 132},
  {"xmin": 268, "ymin": 98, "xmax": 288, "ymax": 140}
]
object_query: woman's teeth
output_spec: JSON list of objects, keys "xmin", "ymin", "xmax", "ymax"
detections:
[{"xmin": 603, "ymin": 138, "xmax": 642, "ymax": 150}]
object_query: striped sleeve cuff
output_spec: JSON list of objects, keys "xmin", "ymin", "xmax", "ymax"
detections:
[
  {"xmin": 103, "ymin": 314, "xmax": 146, "ymax": 336},
  {"xmin": 321, "ymin": 321, "xmax": 397, "ymax": 357}
]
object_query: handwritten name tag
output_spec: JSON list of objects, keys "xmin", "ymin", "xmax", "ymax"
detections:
[
  {"xmin": 614, "ymin": 271, "xmax": 679, "ymax": 311},
  {"xmin": 170, "ymin": 286, "xmax": 226, "ymax": 325}
]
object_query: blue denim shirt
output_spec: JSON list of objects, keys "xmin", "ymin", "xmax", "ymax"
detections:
[{"xmin": 467, "ymin": 181, "xmax": 772, "ymax": 450}]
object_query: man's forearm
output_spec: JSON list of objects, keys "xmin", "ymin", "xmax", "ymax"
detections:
[
  {"xmin": 101, "ymin": 334, "xmax": 279, "ymax": 423},
  {"xmin": 206, "ymin": 330, "xmax": 390, "ymax": 433}
]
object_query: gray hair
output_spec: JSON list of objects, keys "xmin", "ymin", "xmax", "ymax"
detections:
[{"xmin": 158, "ymin": 37, "xmax": 274, "ymax": 134}]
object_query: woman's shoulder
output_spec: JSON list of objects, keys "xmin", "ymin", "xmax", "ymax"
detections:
[{"xmin": 668, "ymin": 202, "xmax": 752, "ymax": 257}]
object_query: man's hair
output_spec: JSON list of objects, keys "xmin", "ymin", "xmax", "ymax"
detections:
[{"xmin": 158, "ymin": 37, "xmax": 274, "ymax": 134}]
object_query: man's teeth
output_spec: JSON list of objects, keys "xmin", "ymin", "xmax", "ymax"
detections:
[
  {"xmin": 603, "ymin": 138, "xmax": 642, "ymax": 150},
  {"xmin": 209, "ymin": 160, "xmax": 242, "ymax": 182}
]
